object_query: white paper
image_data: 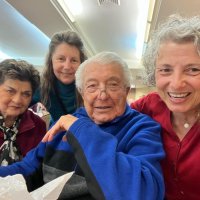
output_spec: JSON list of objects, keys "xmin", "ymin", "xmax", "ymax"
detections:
[
  {"xmin": 31, "ymin": 172, "xmax": 73, "ymax": 200},
  {"xmin": 0, "ymin": 174, "xmax": 34, "ymax": 200},
  {"xmin": 0, "ymin": 172, "xmax": 73, "ymax": 200}
]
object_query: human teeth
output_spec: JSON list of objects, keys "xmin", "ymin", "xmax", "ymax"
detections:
[{"xmin": 169, "ymin": 93, "xmax": 189, "ymax": 98}]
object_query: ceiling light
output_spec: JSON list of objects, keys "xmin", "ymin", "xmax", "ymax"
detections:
[
  {"xmin": 54, "ymin": 0, "xmax": 75, "ymax": 22},
  {"xmin": 135, "ymin": 0, "xmax": 156, "ymax": 58},
  {"xmin": 148, "ymin": 0, "xmax": 156, "ymax": 22},
  {"xmin": 135, "ymin": 0, "xmax": 149, "ymax": 58},
  {"xmin": 51, "ymin": 0, "xmax": 95, "ymax": 56},
  {"xmin": 55, "ymin": 0, "xmax": 83, "ymax": 23},
  {"xmin": 0, "ymin": 51, "xmax": 11, "ymax": 62},
  {"xmin": 63, "ymin": 0, "xmax": 83, "ymax": 16}
]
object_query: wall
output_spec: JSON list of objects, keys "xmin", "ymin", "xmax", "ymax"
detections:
[{"xmin": 127, "ymin": 86, "xmax": 156, "ymax": 104}]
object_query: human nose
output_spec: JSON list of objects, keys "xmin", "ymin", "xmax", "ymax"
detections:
[
  {"xmin": 97, "ymin": 87, "xmax": 109, "ymax": 100},
  {"xmin": 12, "ymin": 93, "xmax": 22, "ymax": 103},
  {"xmin": 63, "ymin": 58, "xmax": 72, "ymax": 69},
  {"xmin": 170, "ymin": 72, "xmax": 186, "ymax": 89}
]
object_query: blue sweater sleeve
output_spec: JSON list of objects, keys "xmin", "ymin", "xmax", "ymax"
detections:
[
  {"xmin": 67, "ymin": 116, "xmax": 165, "ymax": 200},
  {"xmin": 0, "ymin": 142, "xmax": 46, "ymax": 177}
]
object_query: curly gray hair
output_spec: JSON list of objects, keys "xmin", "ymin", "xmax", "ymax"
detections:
[{"xmin": 143, "ymin": 14, "xmax": 200, "ymax": 86}]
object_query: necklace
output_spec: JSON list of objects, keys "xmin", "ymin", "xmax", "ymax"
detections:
[
  {"xmin": 183, "ymin": 123, "xmax": 190, "ymax": 129},
  {"xmin": 183, "ymin": 112, "xmax": 200, "ymax": 129}
]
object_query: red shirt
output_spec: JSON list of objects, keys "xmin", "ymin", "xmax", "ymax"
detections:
[
  {"xmin": 130, "ymin": 92, "xmax": 200, "ymax": 200},
  {"xmin": 0, "ymin": 110, "xmax": 46, "ymax": 157}
]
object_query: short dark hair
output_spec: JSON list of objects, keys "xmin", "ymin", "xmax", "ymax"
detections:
[{"xmin": 0, "ymin": 59, "xmax": 40, "ymax": 93}]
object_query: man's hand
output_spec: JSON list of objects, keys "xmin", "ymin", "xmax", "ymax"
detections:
[{"xmin": 42, "ymin": 114, "xmax": 78, "ymax": 142}]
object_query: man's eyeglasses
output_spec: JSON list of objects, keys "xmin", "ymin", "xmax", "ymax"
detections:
[{"xmin": 84, "ymin": 83, "xmax": 125, "ymax": 93}]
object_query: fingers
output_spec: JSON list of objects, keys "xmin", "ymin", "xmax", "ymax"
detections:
[
  {"xmin": 42, "ymin": 129, "xmax": 54, "ymax": 142},
  {"xmin": 42, "ymin": 114, "xmax": 78, "ymax": 142},
  {"xmin": 42, "ymin": 132, "xmax": 49, "ymax": 142},
  {"xmin": 42, "ymin": 123, "xmax": 63, "ymax": 142}
]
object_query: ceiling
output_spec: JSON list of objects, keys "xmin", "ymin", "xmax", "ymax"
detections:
[{"xmin": 1, "ymin": 0, "xmax": 200, "ymax": 87}]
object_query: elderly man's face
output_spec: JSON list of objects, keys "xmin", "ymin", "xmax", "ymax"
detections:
[{"xmin": 81, "ymin": 62, "xmax": 129, "ymax": 124}]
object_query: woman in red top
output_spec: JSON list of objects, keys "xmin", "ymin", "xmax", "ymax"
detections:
[
  {"xmin": 130, "ymin": 14, "xmax": 200, "ymax": 200},
  {"xmin": 0, "ymin": 59, "xmax": 46, "ymax": 166}
]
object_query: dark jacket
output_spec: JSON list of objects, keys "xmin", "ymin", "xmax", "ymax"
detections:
[{"xmin": 0, "ymin": 109, "xmax": 46, "ymax": 157}]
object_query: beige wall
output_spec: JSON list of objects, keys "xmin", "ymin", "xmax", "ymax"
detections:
[{"xmin": 127, "ymin": 86, "xmax": 156, "ymax": 104}]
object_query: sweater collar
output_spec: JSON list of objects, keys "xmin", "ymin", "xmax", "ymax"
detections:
[{"xmin": 55, "ymin": 79, "xmax": 75, "ymax": 92}]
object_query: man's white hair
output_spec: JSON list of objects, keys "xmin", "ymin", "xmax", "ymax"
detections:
[{"xmin": 75, "ymin": 51, "xmax": 132, "ymax": 92}]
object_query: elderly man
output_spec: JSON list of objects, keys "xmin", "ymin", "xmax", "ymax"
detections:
[{"xmin": 0, "ymin": 52, "xmax": 165, "ymax": 200}]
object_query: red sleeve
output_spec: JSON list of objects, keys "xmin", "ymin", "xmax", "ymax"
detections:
[
  {"xmin": 130, "ymin": 92, "xmax": 160, "ymax": 117},
  {"xmin": 130, "ymin": 96, "xmax": 146, "ymax": 112}
]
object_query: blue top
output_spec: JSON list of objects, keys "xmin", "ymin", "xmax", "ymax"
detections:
[{"xmin": 0, "ymin": 105, "xmax": 165, "ymax": 200}]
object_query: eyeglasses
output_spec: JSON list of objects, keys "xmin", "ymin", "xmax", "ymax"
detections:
[{"xmin": 84, "ymin": 83, "xmax": 125, "ymax": 93}]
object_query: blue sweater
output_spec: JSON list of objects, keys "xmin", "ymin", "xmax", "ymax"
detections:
[{"xmin": 0, "ymin": 105, "xmax": 165, "ymax": 200}]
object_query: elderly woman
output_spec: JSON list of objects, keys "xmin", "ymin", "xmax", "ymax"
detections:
[
  {"xmin": 0, "ymin": 59, "xmax": 46, "ymax": 166},
  {"xmin": 130, "ymin": 14, "xmax": 200, "ymax": 200},
  {"xmin": 0, "ymin": 52, "xmax": 164, "ymax": 200}
]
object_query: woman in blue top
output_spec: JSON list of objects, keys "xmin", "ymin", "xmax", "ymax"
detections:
[{"xmin": 32, "ymin": 30, "xmax": 87, "ymax": 124}]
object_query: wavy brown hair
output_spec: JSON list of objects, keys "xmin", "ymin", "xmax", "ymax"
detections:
[{"xmin": 41, "ymin": 30, "xmax": 87, "ymax": 107}]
